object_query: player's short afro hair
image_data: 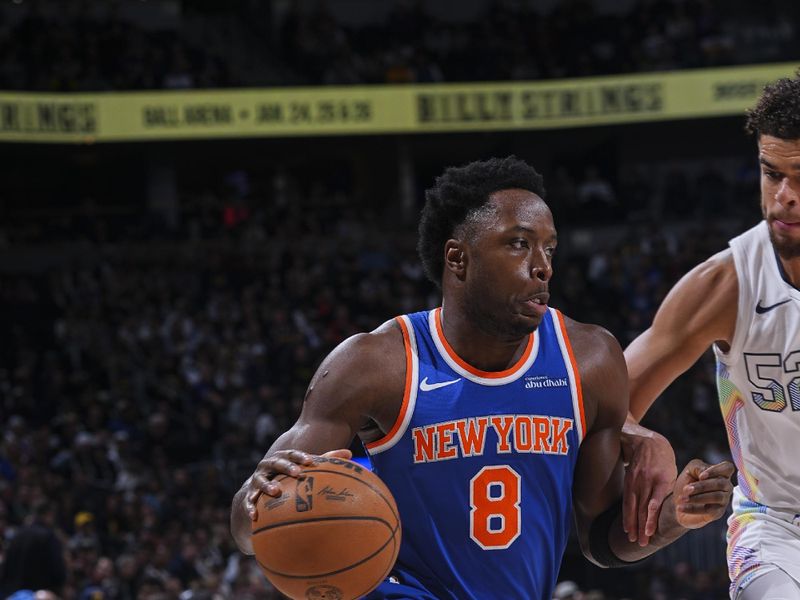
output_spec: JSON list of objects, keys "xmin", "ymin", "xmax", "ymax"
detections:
[
  {"xmin": 745, "ymin": 70, "xmax": 800, "ymax": 140},
  {"xmin": 417, "ymin": 156, "xmax": 546, "ymax": 288}
]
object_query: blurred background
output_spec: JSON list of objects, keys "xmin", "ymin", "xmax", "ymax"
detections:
[{"xmin": 1, "ymin": 0, "xmax": 799, "ymax": 598}]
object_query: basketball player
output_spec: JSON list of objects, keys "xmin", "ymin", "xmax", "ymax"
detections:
[
  {"xmin": 622, "ymin": 72, "xmax": 800, "ymax": 599},
  {"xmin": 231, "ymin": 157, "xmax": 734, "ymax": 599}
]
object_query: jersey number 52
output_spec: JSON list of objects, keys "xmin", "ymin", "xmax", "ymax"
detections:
[{"xmin": 744, "ymin": 352, "xmax": 800, "ymax": 412}]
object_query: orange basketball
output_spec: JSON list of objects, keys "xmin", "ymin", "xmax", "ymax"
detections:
[{"xmin": 251, "ymin": 457, "xmax": 402, "ymax": 600}]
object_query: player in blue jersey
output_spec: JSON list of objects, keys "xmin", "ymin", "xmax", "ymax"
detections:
[{"xmin": 231, "ymin": 156, "xmax": 735, "ymax": 599}]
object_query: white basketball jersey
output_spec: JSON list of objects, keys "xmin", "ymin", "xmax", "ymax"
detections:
[{"xmin": 715, "ymin": 220, "xmax": 800, "ymax": 510}]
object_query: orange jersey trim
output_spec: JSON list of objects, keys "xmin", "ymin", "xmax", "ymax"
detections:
[
  {"xmin": 554, "ymin": 309, "xmax": 586, "ymax": 437},
  {"xmin": 433, "ymin": 307, "xmax": 534, "ymax": 379},
  {"xmin": 365, "ymin": 316, "xmax": 413, "ymax": 450}
]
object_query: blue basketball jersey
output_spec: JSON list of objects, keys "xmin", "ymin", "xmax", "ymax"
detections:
[{"xmin": 364, "ymin": 307, "xmax": 586, "ymax": 600}]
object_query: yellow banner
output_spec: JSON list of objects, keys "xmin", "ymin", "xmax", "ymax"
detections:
[{"xmin": 0, "ymin": 62, "xmax": 797, "ymax": 143}]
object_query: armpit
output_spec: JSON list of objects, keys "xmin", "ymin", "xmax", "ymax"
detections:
[{"xmin": 357, "ymin": 419, "xmax": 384, "ymax": 445}]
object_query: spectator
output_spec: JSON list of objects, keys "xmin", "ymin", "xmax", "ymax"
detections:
[
  {"xmin": 0, "ymin": 1, "xmax": 797, "ymax": 90},
  {"xmin": 0, "ymin": 525, "xmax": 67, "ymax": 600}
]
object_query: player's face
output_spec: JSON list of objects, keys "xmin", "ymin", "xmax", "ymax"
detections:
[
  {"xmin": 463, "ymin": 189, "xmax": 556, "ymax": 339},
  {"xmin": 759, "ymin": 135, "xmax": 800, "ymax": 259}
]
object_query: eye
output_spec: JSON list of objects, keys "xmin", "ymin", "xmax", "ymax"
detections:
[
  {"xmin": 764, "ymin": 169, "xmax": 782, "ymax": 181},
  {"xmin": 510, "ymin": 238, "xmax": 529, "ymax": 249},
  {"xmin": 545, "ymin": 246, "xmax": 556, "ymax": 258}
]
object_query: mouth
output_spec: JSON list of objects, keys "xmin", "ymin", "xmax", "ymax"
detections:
[
  {"xmin": 771, "ymin": 218, "xmax": 800, "ymax": 232},
  {"xmin": 521, "ymin": 292, "xmax": 549, "ymax": 317}
]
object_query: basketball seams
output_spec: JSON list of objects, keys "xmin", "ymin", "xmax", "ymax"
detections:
[
  {"xmin": 252, "ymin": 514, "xmax": 394, "ymax": 536},
  {"xmin": 352, "ymin": 533, "xmax": 398, "ymax": 599},
  {"xmin": 254, "ymin": 518, "xmax": 397, "ymax": 579}
]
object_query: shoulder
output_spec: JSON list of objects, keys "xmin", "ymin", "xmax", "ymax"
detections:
[
  {"xmin": 675, "ymin": 248, "xmax": 738, "ymax": 302},
  {"xmin": 561, "ymin": 315, "xmax": 622, "ymax": 362},
  {"xmin": 328, "ymin": 318, "xmax": 406, "ymax": 366},
  {"xmin": 318, "ymin": 318, "xmax": 406, "ymax": 395},
  {"xmin": 304, "ymin": 318, "xmax": 407, "ymax": 423},
  {"xmin": 561, "ymin": 315, "xmax": 627, "ymax": 432},
  {"xmin": 689, "ymin": 248, "xmax": 737, "ymax": 289},
  {"xmin": 656, "ymin": 248, "xmax": 738, "ymax": 346}
]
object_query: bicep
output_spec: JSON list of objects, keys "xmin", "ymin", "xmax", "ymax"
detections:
[
  {"xmin": 572, "ymin": 426, "xmax": 625, "ymax": 530},
  {"xmin": 571, "ymin": 325, "xmax": 628, "ymax": 531},
  {"xmin": 625, "ymin": 326, "xmax": 710, "ymax": 422},
  {"xmin": 625, "ymin": 255, "xmax": 737, "ymax": 421},
  {"xmin": 267, "ymin": 404, "xmax": 358, "ymax": 456}
]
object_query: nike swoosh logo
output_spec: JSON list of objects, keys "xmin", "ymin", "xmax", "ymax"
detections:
[
  {"xmin": 755, "ymin": 299, "xmax": 792, "ymax": 314},
  {"xmin": 419, "ymin": 377, "xmax": 462, "ymax": 392}
]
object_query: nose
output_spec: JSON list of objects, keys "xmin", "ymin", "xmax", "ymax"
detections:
[
  {"xmin": 531, "ymin": 256, "xmax": 553, "ymax": 282},
  {"xmin": 776, "ymin": 179, "xmax": 799, "ymax": 207}
]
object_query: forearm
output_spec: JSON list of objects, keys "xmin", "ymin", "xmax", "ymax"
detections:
[
  {"xmin": 608, "ymin": 493, "xmax": 686, "ymax": 562},
  {"xmin": 230, "ymin": 480, "xmax": 255, "ymax": 555},
  {"xmin": 625, "ymin": 384, "xmax": 652, "ymax": 424}
]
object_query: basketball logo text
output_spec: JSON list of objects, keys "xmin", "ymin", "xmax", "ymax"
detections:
[
  {"xmin": 305, "ymin": 584, "xmax": 343, "ymax": 600},
  {"xmin": 295, "ymin": 477, "xmax": 315, "ymax": 512},
  {"xmin": 318, "ymin": 485, "xmax": 355, "ymax": 502}
]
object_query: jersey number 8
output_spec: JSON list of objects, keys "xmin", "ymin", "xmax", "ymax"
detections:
[{"xmin": 469, "ymin": 465, "xmax": 521, "ymax": 550}]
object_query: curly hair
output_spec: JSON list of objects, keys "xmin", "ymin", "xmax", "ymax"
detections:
[
  {"xmin": 745, "ymin": 70, "xmax": 800, "ymax": 139},
  {"xmin": 417, "ymin": 156, "xmax": 546, "ymax": 288}
]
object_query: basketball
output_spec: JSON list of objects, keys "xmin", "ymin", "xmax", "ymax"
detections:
[{"xmin": 251, "ymin": 457, "xmax": 402, "ymax": 600}]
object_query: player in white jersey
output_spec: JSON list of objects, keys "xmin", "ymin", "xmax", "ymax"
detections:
[{"xmin": 621, "ymin": 71, "xmax": 800, "ymax": 599}]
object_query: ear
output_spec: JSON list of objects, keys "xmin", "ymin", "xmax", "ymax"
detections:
[{"xmin": 444, "ymin": 239, "xmax": 467, "ymax": 280}]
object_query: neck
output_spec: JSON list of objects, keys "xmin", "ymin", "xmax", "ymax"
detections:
[
  {"xmin": 778, "ymin": 254, "xmax": 800, "ymax": 289},
  {"xmin": 439, "ymin": 301, "xmax": 530, "ymax": 372}
]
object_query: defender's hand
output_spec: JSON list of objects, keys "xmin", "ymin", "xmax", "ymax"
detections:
[
  {"xmin": 674, "ymin": 459, "xmax": 735, "ymax": 529},
  {"xmin": 622, "ymin": 423, "xmax": 677, "ymax": 546},
  {"xmin": 245, "ymin": 448, "xmax": 353, "ymax": 520}
]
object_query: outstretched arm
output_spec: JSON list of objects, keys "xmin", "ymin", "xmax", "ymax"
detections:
[
  {"xmin": 569, "ymin": 320, "xmax": 733, "ymax": 566},
  {"xmin": 625, "ymin": 251, "xmax": 738, "ymax": 421},
  {"xmin": 230, "ymin": 322, "xmax": 405, "ymax": 554},
  {"xmin": 621, "ymin": 251, "xmax": 738, "ymax": 544}
]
